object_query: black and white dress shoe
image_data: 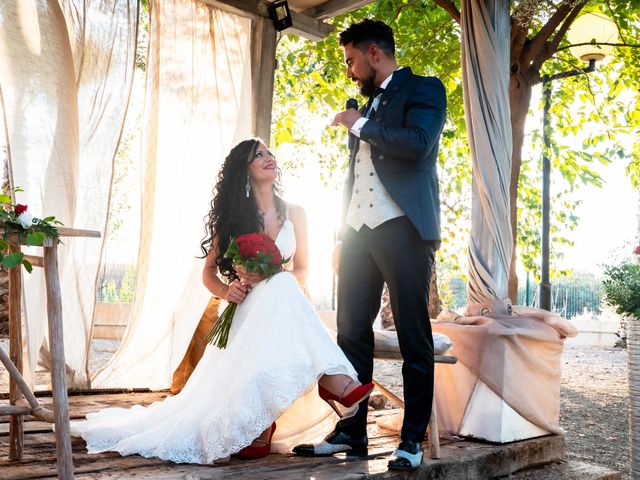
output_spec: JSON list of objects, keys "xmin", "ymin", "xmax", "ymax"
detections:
[
  {"xmin": 292, "ymin": 430, "xmax": 368, "ymax": 457},
  {"xmin": 387, "ymin": 439, "xmax": 423, "ymax": 471}
]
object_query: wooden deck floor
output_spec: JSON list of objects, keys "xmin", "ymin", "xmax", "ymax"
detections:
[{"xmin": 1, "ymin": 392, "xmax": 565, "ymax": 479}]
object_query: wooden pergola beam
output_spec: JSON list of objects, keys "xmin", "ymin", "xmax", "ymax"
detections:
[
  {"xmin": 201, "ymin": 0, "xmax": 334, "ymax": 41},
  {"xmin": 251, "ymin": 17, "xmax": 277, "ymax": 143},
  {"xmin": 303, "ymin": 0, "xmax": 374, "ymax": 20}
]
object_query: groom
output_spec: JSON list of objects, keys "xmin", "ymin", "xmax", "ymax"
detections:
[{"xmin": 293, "ymin": 19, "xmax": 446, "ymax": 471}]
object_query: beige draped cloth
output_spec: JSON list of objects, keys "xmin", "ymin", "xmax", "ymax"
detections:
[
  {"xmin": 0, "ymin": 0, "xmax": 137, "ymax": 388},
  {"xmin": 432, "ymin": 301, "xmax": 578, "ymax": 437},
  {"xmin": 92, "ymin": 0, "xmax": 253, "ymax": 389},
  {"xmin": 461, "ymin": 0, "xmax": 513, "ymax": 303}
]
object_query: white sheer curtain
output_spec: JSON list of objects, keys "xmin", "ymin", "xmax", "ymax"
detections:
[
  {"xmin": 0, "ymin": 0, "xmax": 137, "ymax": 389},
  {"xmin": 92, "ymin": 0, "xmax": 253, "ymax": 389},
  {"xmin": 461, "ymin": 0, "xmax": 513, "ymax": 303}
]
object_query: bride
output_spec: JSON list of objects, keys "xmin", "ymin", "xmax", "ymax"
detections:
[{"xmin": 70, "ymin": 139, "xmax": 373, "ymax": 464}]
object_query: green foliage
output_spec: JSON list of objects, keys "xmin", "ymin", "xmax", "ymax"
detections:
[
  {"xmin": 603, "ymin": 262, "xmax": 640, "ymax": 318},
  {"xmin": 99, "ymin": 266, "xmax": 136, "ymax": 303},
  {"xmin": 272, "ymin": 1, "xmax": 640, "ymax": 287}
]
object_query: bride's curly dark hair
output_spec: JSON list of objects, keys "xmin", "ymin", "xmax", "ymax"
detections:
[{"xmin": 200, "ymin": 138, "xmax": 286, "ymax": 281}]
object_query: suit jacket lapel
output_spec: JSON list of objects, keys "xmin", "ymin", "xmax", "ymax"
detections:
[{"xmin": 375, "ymin": 67, "xmax": 412, "ymax": 119}]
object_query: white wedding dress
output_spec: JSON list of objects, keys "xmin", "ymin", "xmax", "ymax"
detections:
[{"xmin": 71, "ymin": 215, "xmax": 358, "ymax": 464}]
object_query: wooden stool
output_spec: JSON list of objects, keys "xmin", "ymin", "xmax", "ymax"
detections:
[{"xmin": 0, "ymin": 227, "xmax": 99, "ymax": 480}]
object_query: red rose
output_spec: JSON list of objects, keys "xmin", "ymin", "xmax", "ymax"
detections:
[
  {"xmin": 634, "ymin": 245, "xmax": 640, "ymax": 255},
  {"xmin": 236, "ymin": 233, "xmax": 266, "ymax": 258},
  {"xmin": 235, "ymin": 233, "xmax": 282, "ymax": 263},
  {"xmin": 15, "ymin": 204, "xmax": 28, "ymax": 215}
]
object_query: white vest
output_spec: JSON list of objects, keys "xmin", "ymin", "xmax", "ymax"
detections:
[{"xmin": 346, "ymin": 141, "xmax": 404, "ymax": 231}]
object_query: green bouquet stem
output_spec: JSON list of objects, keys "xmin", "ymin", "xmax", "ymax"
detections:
[{"xmin": 205, "ymin": 302, "xmax": 237, "ymax": 349}]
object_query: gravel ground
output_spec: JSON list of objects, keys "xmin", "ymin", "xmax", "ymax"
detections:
[{"xmin": 0, "ymin": 339, "xmax": 630, "ymax": 478}]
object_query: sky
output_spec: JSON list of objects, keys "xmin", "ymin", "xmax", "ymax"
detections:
[{"xmin": 557, "ymin": 157, "xmax": 637, "ymax": 273}]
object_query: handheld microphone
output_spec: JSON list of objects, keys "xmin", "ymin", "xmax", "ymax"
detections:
[{"xmin": 346, "ymin": 98, "xmax": 358, "ymax": 111}]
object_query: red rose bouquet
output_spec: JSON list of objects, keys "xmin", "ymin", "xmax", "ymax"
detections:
[{"xmin": 206, "ymin": 233, "xmax": 290, "ymax": 348}]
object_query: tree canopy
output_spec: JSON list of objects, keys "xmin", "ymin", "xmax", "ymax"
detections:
[{"xmin": 272, "ymin": 0, "xmax": 640, "ymax": 298}]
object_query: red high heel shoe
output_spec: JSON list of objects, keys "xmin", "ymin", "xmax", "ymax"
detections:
[
  {"xmin": 318, "ymin": 381, "xmax": 374, "ymax": 418},
  {"xmin": 238, "ymin": 422, "xmax": 276, "ymax": 459}
]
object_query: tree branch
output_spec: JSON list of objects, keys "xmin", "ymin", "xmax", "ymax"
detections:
[
  {"xmin": 432, "ymin": 0, "xmax": 460, "ymax": 24},
  {"xmin": 392, "ymin": 0, "xmax": 421, "ymax": 22},
  {"xmin": 522, "ymin": 0, "xmax": 586, "ymax": 67},
  {"xmin": 548, "ymin": 3, "xmax": 585, "ymax": 54}
]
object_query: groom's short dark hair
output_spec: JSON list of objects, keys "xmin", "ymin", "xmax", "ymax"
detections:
[{"xmin": 339, "ymin": 19, "xmax": 395, "ymax": 57}]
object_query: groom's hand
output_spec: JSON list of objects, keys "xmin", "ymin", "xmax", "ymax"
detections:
[{"xmin": 331, "ymin": 109, "xmax": 362, "ymax": 129}]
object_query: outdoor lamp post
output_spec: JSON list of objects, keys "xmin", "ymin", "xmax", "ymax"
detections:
[{"xmin": 538, "ymin": 12, "xmax": 617, "ymax": 311}]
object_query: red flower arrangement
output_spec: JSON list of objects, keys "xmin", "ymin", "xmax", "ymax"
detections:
[
  {"xmin": 206, "ymin": 233, "xmax": 289, "ymax": 349},
  {"xmin": 15, "ymin": 204, "xmax": 28, "ymax": 216}
]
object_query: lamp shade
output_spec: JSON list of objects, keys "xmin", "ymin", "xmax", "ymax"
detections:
[{"xmin": 567, "ymin": 12, "xmax": 618, "ymax": 62}]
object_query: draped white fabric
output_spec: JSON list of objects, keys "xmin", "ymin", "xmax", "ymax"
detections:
[
  {"xmin": 461, "ymin": 0, "xmax": 513, "ymax": 303},
  {"xmin": 0, "ymin": 0, "xmax": 137, "ymax": 388},
  {"xmin": 92, "ymin": 0, "xmax": 253, "ymax": 389}
]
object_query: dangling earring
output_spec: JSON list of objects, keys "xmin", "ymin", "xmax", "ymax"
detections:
[{"xmin": 245, "ymin": 177, "xmax": 251, "ymax": 198}]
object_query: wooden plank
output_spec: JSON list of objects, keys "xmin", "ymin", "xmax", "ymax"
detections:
[
  {"xmin": 0, "ymin": 395, "xmax": 569, "ymax": 480},
  {"xmin": 199, "ymin": 0, "xmax": 334, "ymax": 41},
  {"xmin": 56, "ymin": 227, "xmax": 101, "ymax": 238},
  {"xmin": 251, "ymin": 17, "xmax": 277, "ymax": 143},
  {"xmin": 0, "ymin": 420, "xmax": 54, "ymax": 436},
  {"xmin": 8, "ymin": 241, "xmax": 24, "ymax": 460},
  {"xmin": 43, "ymin": 244, "xmax": 75, "ymax": 479},
  {"xmin": 303, "ymin": 0, "xmax": 374, "ymax": 20},
  {"xmin": 23, "ymin": 254, "xmax": 44, "ymax": 268},
  {"xmin": 0, "ymin": 405, "xmax": 31, "ymax": 416}
]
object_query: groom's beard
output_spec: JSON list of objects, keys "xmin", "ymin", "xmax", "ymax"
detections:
[{"xmin": 358, "ymin": 75, "xmax": 376, "ymax": 98}]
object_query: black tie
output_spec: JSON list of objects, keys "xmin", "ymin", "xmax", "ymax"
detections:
[{"xmin": 368, "ymin": 87, "xmax": 385, "ymax": 118}]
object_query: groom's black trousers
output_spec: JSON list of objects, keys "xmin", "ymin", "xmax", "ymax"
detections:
[{"xmin": 336, "ymin": 217, "xmax": 436, "ymax": 443}]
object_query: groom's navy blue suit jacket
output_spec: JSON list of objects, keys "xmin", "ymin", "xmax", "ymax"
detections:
[{"xmin": 343, "ymin": 67, "xmax": 447, "ymax": 241}]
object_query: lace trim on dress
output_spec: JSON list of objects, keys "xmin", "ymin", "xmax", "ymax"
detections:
[{"xmin": 76, "ymin": 363, "xmax": 353, "ymax": 464}]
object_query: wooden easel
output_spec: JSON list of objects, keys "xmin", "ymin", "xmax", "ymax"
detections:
[{"xmin": 0, "ymin": 227, "xmax": 99, "ymax": 480}]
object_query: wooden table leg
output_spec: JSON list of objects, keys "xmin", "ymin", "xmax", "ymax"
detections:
[
  {"xmin": 8, "ymin": 242, "xmax": 23, "ymax": 460},
  {"xmin": 43, "ymin": 244, "xmax": 75, "ymax": 479},
  {"xmin": 428, "ymin": 394, "xmax": 441, "ymax": 459}
]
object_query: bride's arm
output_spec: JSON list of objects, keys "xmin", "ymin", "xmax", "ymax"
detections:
[{"xmin": 288, "ymin": 204, "xmax": 309, "ymax": 286}]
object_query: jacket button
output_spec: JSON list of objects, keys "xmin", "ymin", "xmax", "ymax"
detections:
[
  {"xmin": 379, "ymin": 155, "xmax": 384, "ymax": 160},
  {"xmin": 382, "ymin": 100, "xmax": 387, "ymax": 106}
]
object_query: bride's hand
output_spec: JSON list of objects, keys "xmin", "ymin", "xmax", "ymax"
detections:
[
  {"xmin": 225, "ymin": 280, "xmax": 249, "ymax": 304},
  {"xmin": 235, "ymin": 264, "xmax": 265, "ymax": 286}
]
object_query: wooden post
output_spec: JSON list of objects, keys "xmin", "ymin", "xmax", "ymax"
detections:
[
  {"xmin": 250, "ymin": 16, "xmax": 277, "ymax": 144},
  {"xmin": 43, "ymin": 244, "xmax": 75, "ymax": 479},
  {"xmin": 428, "ymin": 395, "xmax": 441, "ymax": 459},
  {"xmin": 8, "ymin": 241, "xmax": 24, "ymax": 460}
]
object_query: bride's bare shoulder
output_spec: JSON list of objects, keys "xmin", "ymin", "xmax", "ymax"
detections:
[{"xmin": 286, "ymin": 203, "xmax": 307, "ymax": 221}]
